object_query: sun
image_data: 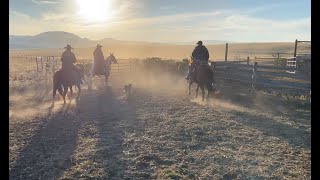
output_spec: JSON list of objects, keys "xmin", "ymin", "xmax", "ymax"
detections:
[{"xmin": 76, "ymin": 0, "xmax": 113, "ymax": 23}]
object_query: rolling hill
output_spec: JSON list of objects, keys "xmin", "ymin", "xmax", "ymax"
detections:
[{"xmin": 9, "ymin": 31, "xmax": 229, "ymax": 49}]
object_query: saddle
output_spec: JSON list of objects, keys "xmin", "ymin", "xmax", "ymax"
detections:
[
  {"xmin": 60, "ymin": 67, "xmax": 83, "ymax": 85},
  {"xmin": 92, "ymin": 60, "xmax": 112, "ymax": 77},
  {"xmin": 191, "ymin": 60, "xmax": 210, "ymax": 73}
]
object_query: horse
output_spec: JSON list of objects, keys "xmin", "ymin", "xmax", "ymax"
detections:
[
  {"xmin": 177, "ymin": 58, "xmax": 190, "ymax": 76},
  {"xmin": 87, "ymin": 53, "xmax": 118, "ymax": 89},
  {"xmin": 52, "ymin": 64, "xmax": 85, "ymax": 104},
  {"xmin": 188, "ymin": 58, "xmax": 216, "ymax": 101}
]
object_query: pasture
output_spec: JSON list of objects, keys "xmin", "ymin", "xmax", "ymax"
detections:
[
  {"xmin": 9, "ymin": 41, "xmax": 311, "ymax": 60},
  {"xmin": 9, "ymin": 48, "xmax": 310, "ymax": 179}
]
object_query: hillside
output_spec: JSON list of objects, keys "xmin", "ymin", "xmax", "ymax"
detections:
[{"xmin": 9, "ymin": 31, "xmax": 310, "ymax": 60}]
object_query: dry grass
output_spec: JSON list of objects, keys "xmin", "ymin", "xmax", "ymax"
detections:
[
  {"xmin": 9, "ymin": 49, "xmax": 310, "ymax": 179},
  {"xmin": 9, "ymin": 42, "xmax": 310, "ymax": 60}
]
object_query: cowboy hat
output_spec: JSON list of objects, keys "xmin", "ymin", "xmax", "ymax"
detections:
[
  {"xmin": 97, "ymin": 44, "xmax": 103, "ymax": 48},
  {"xmin": 64, "ymin": 44, "xmax": 74, "ymax": 49},
  {"xmin": 196, "ymin": 40, "xmax": 203, "ymax": 45}
]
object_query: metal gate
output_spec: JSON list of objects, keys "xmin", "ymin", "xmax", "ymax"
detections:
[{"xmin": 286, "ymin": 57, "xmax": 296, "ymax": 74}]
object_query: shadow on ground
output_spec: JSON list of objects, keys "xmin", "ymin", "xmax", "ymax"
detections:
[{"xmin": 9, "ymin": 103, "xmax": 81, "ymax": 180}]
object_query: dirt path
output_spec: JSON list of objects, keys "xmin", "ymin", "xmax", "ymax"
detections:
[{"xmin": 9, "ymin": 77, "xmax": 311, "ymax": 179}]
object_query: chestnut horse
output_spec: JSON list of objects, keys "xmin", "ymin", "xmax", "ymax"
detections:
[
  {"xmin": 188, "ymin": 58, "xmax": 216, "ymax": 101},
  {"xmin": 52, "ymin": 64, "xmax": 85, "ymax": 104}
]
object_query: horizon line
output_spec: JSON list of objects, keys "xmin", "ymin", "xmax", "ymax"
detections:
[{"xmin": 9, "ymin": 31, "xmax": 307, "ymax": 44}]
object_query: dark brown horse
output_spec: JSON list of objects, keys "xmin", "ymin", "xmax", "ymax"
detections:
[
  {"xmin": 188, "ymin": 59, "xmax": 215, "ymax": 101},
  {"xmin": 52, "ymin": 64, "xmax": 85, "ymax": 104}
]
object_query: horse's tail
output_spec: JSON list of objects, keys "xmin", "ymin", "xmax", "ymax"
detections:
[{"xmin": 53, "ymin": 71, "xmax": 63, "ymax": 95}]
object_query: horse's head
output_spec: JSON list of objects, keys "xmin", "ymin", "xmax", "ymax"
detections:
[
  {"xmin": 182, "ymin": 58, "xmax": 189, "ymax": 63},
  {"xmin": 106, "ymin": 53, "xmax": 118, "ymax": 64},
  {"xmin": 76, "ymin": 63, "xmax": 85, "ymax": 79}
]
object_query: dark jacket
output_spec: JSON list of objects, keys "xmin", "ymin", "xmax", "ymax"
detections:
[
  {"xmin": 93, "ymin": 48, "xmax": 104, "ymax": 63},
  {"xmin": 192, "ymin": 45, "xmax": 209, "ymax": 61},
  {"xmin": 61, "ymin": 50, "xmax": 76, "ymax": 71}
]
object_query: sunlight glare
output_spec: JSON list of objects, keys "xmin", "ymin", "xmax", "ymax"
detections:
[{"xmin": 76, "ymin": 0, "xmax": 113, "ymax": 23}]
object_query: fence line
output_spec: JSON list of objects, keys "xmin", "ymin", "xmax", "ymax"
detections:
[
  {"xmin": 10, "ymin": 55, "xmax": 311, "ymax": 102},
  {"xmin": 210, "ymin": 60, "xmax": 311, "ymax": 96}
]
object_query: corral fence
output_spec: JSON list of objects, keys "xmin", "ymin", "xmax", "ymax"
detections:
[
  {"xmin": 9, "ymin": 55, "xmax": 139, "ymax": 85},
  {"xmin": 209, "ymin": 57, "xmax": 311, "ymax": 103},
  {"xmin": 207, "ymin": 39, "xmax": 311, "ymax": 103},
  {"xmin": 9, "ymin": 39, "xmax": 311, "ymax": 102},
  {"xmin": 138, "ymin": 55, "xmax": 311, "ymax": 103},
  {"xmin": 108, "ymin": 58, "xmax": 139, "ymax": 75},
  {"xmin": 9, "ymin": 55, "xmax": 139, "ymax": 73},
  {"xmin": 35, "ymin": 56, "xmax": 61, "ymax": 73}
]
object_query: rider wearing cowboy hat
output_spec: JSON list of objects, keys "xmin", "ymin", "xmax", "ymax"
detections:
[
  {"xmin": 60, "ymin": 44, "xmax": 82, "ymax": 84},
  {"xmin": 61, "ymin": 44, "xmax": 76, "ymax": 70},
  {"xmin": 93, "ymin": 44, "xmax": 105, "ymax": 75},
  {"xmin": 192, "ymin": 41, "xmax": 209, "ymax": 62},
  {"xmin": 185, "ymin": 40, "xmax": 210, "ymax": 80}
]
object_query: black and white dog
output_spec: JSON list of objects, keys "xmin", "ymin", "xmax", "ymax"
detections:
[{"xmin": 124, "ymin": 83, "xmax": 133, "ymax": 97}]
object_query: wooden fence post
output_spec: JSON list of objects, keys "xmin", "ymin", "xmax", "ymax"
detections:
[
  {"xmin": 225, "ymin": 43, "xmax": 228, "ymax": 63},
  {"xmin": 294, "ymin": 39, "xmax": 298, "ymax": 57},
  {"xmin": 52, "ymin": 57, "xmax": 56, "ymax": 73},
  {"xmin": 247, "ymin": 57, "xmax": 250, "ymax": 65},
  {"xmin": 45, "ymin": 64, "xmax": 48, "ymax": 88},
  {"xmin": 36, "ymin": 57, "xmax": 44, "ymax": 72},
  {"xmin": 41, "ymin": 57, "xmax": 43, "ymax": 71},
  {"xmin": 36, "ymin": 57, "xmax": 39, "ymax": 72},
  {"xmin": 251, "ymin": 62, "xmax": 258, "ymax": 92}
]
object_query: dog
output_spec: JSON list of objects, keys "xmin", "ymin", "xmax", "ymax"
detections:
[{"xmin": 124, "ymin": 83, "xmax": 133, "ymax": 98}]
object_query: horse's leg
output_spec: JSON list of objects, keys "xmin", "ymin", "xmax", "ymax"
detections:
[
  {"xmin": 62, "ymin": 86, "xmax": 67, "ymax": 104},
  {"xmin": 104, "ymin": 75, "xmax": 108, "ymax": 86},
  {"xmin": 188, "ymin": 81, "xmax": 192, "ymax": 95},
  {"xmin": 52, "ymin": 75, "xmax": 60, "ymax": 104},
  {"xmin": 195, "ymin": 84, "xmax": 199, "ymax": 98},
  {"xmin": 104, "ymin": 69, "xmax": 110, "ymax": 86},
  {"xmin": 206, "ymin": 84, "xmax": 210, "ymax": 100},
  {"xmin": 76, "ymin": 84, "xmax": 81, "ymax": 100},
  {"xmin": 201, "ymin": 85, "xmax": 205, "ymax": 101},
  {"xmin": 52, "ymin": 84, "xmax": 57, "ymax": 104},
  {"xmin": 70, "ymin": 86, "xmax": 73, "ymax": 99},
  {"xmin": 88, "ymin": 65, "xmax": 93, "ymax": 90}
]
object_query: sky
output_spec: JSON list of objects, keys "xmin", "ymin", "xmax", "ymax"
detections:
[{"xmin": 9, "ymin": 0, "xmax": 311, "ymax": 43}]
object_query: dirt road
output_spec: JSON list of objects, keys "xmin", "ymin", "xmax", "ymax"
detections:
[{"xmin": 9, "ymin": 75, "xmax": 311, "ymax": 179}]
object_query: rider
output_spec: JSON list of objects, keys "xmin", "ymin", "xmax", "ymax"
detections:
[
  {"xmin": 185, "ymin": 40, "xmax": 210, "ymax": 80},
  {"xmin": 60, "ymin": 44, "xmax": 82, "ymax": 84},
  {"xmin": 93, "ymin": 44, "xmax": 105, "ymax": 75}
]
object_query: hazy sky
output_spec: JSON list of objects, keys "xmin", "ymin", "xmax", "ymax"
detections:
[{"xmin": 9, "ymin": 0, "xmax": 311, "ymax": 42}]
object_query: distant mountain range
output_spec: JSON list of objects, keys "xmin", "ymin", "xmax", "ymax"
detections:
[
  {"xmin": 174, "ymin": 40, "xmax": 229, "ymax": 45},
  {"xmin": 9, "ymin": 31, "xmax": 229, "ymax": 49}
]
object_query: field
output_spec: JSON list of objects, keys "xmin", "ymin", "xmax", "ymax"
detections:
[
  {"xmin": 9, "ymin": 45, "xmax": 310, "ymax": 179},
  {"xmin": 9, "ymin": 42, "xmax": 310, "ymax": 60}
]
